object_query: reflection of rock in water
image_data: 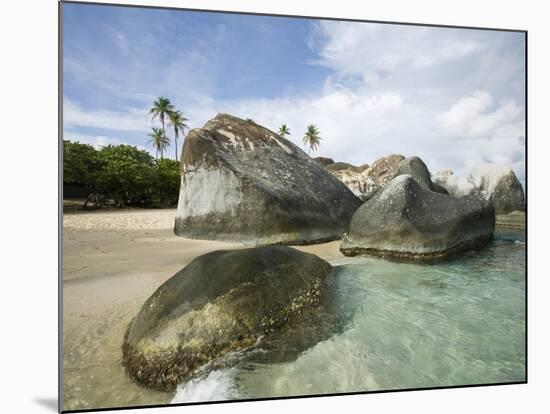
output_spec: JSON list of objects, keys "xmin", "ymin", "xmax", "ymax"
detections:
[{"xmin": 122, "ymin": 246, "xmax": 349, "ymax": 392}]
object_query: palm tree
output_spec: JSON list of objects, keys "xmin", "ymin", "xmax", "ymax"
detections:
[
  {"xmin": 148, "ymin": 127, "xmax": 170, "ymax": 159},
  {"xmin": 278, "ymin": 124, "xmax": 290, "ymax": 138},
  {"xmin": 168, "ymin": 110, "xmax": 189, "ymax": 161},
  {"xmin": 149, "ymin": 96, "xmax": 174, "ymax": 136},
  {"xmin": 303, "ymin": 124, "xmax": 321, "ymax": 155}
]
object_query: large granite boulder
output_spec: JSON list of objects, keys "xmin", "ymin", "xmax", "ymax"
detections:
[
  {"xmin": 122, "ymin": 246, "xmax": 333, "ymax": 391},
  {"xmin": 174, "ymin": 114, "xmax": 362, "ymax": 245},
  {"xmin": 394, "ymin": 156, "xmax": 448, "ymax": 194},
  {"xmin": 340, "ymin": 175, "xmax": 495, "ymax": 260},
  {"xmin": 470, "ymin": 164, "xmax": 525, "ymax": 214}
]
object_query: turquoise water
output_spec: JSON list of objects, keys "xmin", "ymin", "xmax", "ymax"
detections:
[{"xmin": 173, "ymin": 229, "xmax": 526, "ymax": 402}]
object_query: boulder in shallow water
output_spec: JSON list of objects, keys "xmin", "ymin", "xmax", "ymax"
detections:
[
  {"xmin": 122, "ymin": 246, "xmax": 333, "ymax": 391},
  {"xmin": 340, "ymin": 175, "xmax": 495, "ymax": 260},
  {"xmin": 174, "ymin": 113, "xmax": 362, "ymax": 245}
]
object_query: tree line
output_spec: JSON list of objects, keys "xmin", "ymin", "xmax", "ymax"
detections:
[{"xmin": 63, "ymin": 140, "xmax": 180, "ymax": 208}]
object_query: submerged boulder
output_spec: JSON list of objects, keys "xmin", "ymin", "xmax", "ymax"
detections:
[
  {"xmin": 470, "ymin": 164, "xmax": 525, "ymax": 214},
  {"xmin": 174, "ymin": 114, "xmax": 362, "ymax": 245},
  {"xmin": 340, "ymin": 175, "xmax": 495, "ymax": 260},
  {"xmin": 122, "ymin": 246, "xmax": 333, "ymax": 391}
]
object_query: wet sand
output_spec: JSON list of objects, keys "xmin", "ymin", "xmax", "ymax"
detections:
[{"xmin": 62, "ymin": 208, "xmax": 342, "ymax": 410}]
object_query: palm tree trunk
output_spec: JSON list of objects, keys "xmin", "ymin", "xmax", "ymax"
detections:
[{"xmin": 174, "ymin": 129, "xmax": 178, "ymax": 161}]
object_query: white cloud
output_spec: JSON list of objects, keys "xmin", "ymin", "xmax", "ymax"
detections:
[
  {"xmin": 63, "ymin": 17, "xmax": 525, "ymax": 183},
  {"xmin": 310, "ymin": 22, "xmax": 482, "ymax": 83},
  {"xmin": 63, "ymin": 97, "xmax": 151, "ymax": 132},
  {"xmin": 438, "ymin": 91, "xmax": 524, "ymax": 140}
]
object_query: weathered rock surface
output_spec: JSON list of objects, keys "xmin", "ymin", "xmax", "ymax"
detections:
[
  {"xmin": 471, "ymin": 164, "xmax": 525, "ymax": 214},
  {"xmin": 330, "ymin": 169, "xmax": 379, "ymax": 202},
  {"xmin": 174, "ymin": 113, "xmax": 362, "ymax": 244},
  {"xmin": 122, "ymin": 246, "xmax": 333, "ymax": 391},
  {"xmin": 340, "ymin": 175, "xmax": 495, "ymax": 260},
  {"xmin": 325, "ymin": 155, "xmax": 404, "ymax": 201},
  {"xmin": 394, "ymin": 156, "xmax": 448, "ymax": 194},
  {"xmin": 363, "ymin": 154, "xmax": 405, "ymax": 187}
]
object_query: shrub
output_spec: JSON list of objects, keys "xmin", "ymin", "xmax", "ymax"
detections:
[
  {"xmin": 63, "ymin": 140, "xmax": 181, "ymax": 208},
  {"xmin": 63, "ymin": 140, "xmax": 100, "ymax": 187}
]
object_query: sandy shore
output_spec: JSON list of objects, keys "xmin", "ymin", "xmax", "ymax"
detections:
[{"xmin": 62, "ymin": 208, "xmax": 342, "ymax": 410}]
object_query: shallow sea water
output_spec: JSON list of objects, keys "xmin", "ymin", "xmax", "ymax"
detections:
[{"xmin": 173, "ymin": 229, "xmax": 526, "ymax": 402}]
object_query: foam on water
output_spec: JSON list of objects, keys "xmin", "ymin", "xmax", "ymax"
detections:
[{"xmin": 172, "ymin": 369, "xmax": 239, "ymax": 403}]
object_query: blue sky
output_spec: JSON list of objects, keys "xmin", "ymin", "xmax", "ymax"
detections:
[{"xmin": 63, "ymin": 2, "xmax": 525, "ymax": 183}]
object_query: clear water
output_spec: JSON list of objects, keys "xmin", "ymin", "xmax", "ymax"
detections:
[{"xmin": 173, "ymin": 229, "xmax": 526, "ymax": 402}]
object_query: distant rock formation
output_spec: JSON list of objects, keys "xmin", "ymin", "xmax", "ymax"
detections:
[
  {"xmin": 313, "ymin": 156, "xmax": 335, "ymax": 167},
  {"xmin": 323, "ymin": 154, "xmax": 449, "ymax": 201},
  {"xmin": 326, "ymin": 162, "xmax": 363, "ymax": 173},
  {"xmin": 363, "ymin": 154, "xmax": 405, "ymax": 187},
  {"xmin": 340, "ymin": 175, "xmax": 495, "ymax": 260},
  {"xmin": 174, "ymin": 113, "xmax": 362, "ymax": 244},
  {"xmin": 329, "ymin": 169, "xmax": 379, "ymax": 201},
  {"xmin": 433, "ymin": 164, "xmax": 524, "ymax": 214},
  {"xmin": 470, "ymin": 164, "xmax": 525, "ymax": 213},
  {"xmin": 122, "ymin": 246, "xmax": 334, "ymax": 391},
  {"xmin": 318, "ymin": 154, "xmax": 404, "ymax": 201}
]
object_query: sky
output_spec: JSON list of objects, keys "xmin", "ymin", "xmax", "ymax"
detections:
[{"xmin": 62, "ymin": 3, "xmax": 526, "ymax": 184}]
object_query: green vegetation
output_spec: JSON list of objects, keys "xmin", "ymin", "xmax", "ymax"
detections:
[
  {"xmin": 303, "ymin": 124, "xmax": 321, "ymax": 154},
  {"xmin": 278, "ymin": 124, "xmax": 290, "ymax": 138},
  {"xmin": 63, "ymin": 140, "xmax": 181, "ymax": 208}
]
